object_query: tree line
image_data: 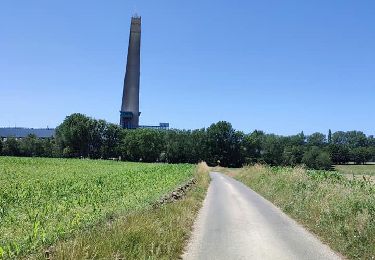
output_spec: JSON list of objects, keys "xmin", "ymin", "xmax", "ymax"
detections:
[{"xmin": 1, "ymin": 113, "xmax": 375, "ymax": 169}]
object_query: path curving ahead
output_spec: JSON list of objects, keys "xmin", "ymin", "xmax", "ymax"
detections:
[{"xmin": 183, "ymin": 172, "xmax": 342, "ymax": 260}]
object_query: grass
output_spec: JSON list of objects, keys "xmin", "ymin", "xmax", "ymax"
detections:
[
  {"xmin": 31, "ymin": 162, "xmax": 210, "ymax": 259},
  {"xmin": 335, "ymin": 164, "xmax": 375, "ymax": 176},
  {"xmin": 232, "ymin": 165, "xmax": 375, "ymax": 260},
  {"xmin": 0, "ymin": 157, "xmax": 198, "ymax": 259}
]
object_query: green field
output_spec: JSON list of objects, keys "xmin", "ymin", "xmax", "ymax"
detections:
[
  {"xmin": 335, "ymin": 164, "xmax": 375, "ymax": 176},
  {"xmin": 0, "ymin": 157, "xmax": 195, "ymax": 258},
  {"xmin": 233, "ymin": 165, "xmax": 375, "ymax": 259}
]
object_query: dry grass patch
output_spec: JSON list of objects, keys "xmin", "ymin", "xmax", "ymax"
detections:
[
  {"xmin": 210, "ymin": 166, "xmax": 241, "ymax": 177},
  {"xmin": 336, "ymin": 164, "xmax": 375, "ymax": 184}
]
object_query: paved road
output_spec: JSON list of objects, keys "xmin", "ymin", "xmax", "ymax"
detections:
[{"xmin": 183, "ymin": 172, "xmax": 342, "ymax": 260}]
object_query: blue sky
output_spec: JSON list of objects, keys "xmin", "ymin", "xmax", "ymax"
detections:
[{"xmin": 1, "ymin": 0, "xmax": 374, "ymax": 135}]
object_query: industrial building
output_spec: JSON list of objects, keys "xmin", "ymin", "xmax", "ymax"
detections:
[{"xmin": 120, "ymin": 15, "xmax": 169, "ymax": 130}]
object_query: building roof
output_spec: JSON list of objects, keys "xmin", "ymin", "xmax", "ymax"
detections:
[{"xmin": 0, "ymin": 127, "xmax": 55, "ymax": 138}]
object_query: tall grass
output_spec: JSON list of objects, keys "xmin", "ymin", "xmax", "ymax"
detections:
[{"xmin": 234, "ymin": 165, "xmax": 375, "ymax": 259}]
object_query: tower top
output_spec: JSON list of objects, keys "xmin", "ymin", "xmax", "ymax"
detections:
[
  {"xmin": 130, "ymin": 16, "xmax": 141, "ymax": 32},
  {"xmin": 132, "ymin": 13, "xmax": 141, "ymax": 19}
]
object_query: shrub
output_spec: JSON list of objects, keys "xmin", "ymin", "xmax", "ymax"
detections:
[{"xmin": 302, "ymin": 146, "xmax": 332, "ymax": 170}]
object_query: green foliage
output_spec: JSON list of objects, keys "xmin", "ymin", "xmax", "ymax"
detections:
[
  {"xmin": 55, "ymin": 113, "xmax": 92, "ymax": 157},
  {"xmin": 282, "ymin": 145, "xmax": 304, "ymax": 166},
  {"xmin": 19, "ymin": 134, "xmax": 44, "ymax": 157},
  {"xmin": 307, "ymin": 132, "xmax": 326, "ymax": 147},
  {"xmin": 0, "ymin": 157, "xmax": 194, "ymax": 258},
  {"xmin": 329, "ymin": 144, "xmax": 350, "ymax": 164},
  {"xmin": 3, "ymin": 112, "xmax": 375, "ymax": 169},
  {"xmin": 315, "ymin": 151, "xmax": 332, "ymax": 170},
  {"xmin": 261, "ymin": 134, "xmax": 284, "ymax": 165},
  {"xmin": 55, "ymin": 114, "xmax": 122, "ymax": 159},
  {"xmin": 121, "ymin": 129, "xmax": 165, "ymax": 162},
  {"xmin": 165, "ymin": 130, "xmax": 193, "ymax": 163},
  {"xmin": 206, "ymin": 121, "xmax": 244, "ymax": 167},
  {"xmin": 243, "ymin": 130, "xmax": 265, "ymax": 164},
  {"xmin": 100, "ymin": 123, "xmax": 122, "ymax": 159},
  {"xmin": 36, "ymin": 163, "xmax": 210, "ymax": 260},
  {"xmin": 346, "ymin": 131, "xmax": 368, "ymax": 148},
  {"xmin": 2, "ymin": 137, "xmax": 20, "ymax": 156},
  {"xmin": 332, "ymin": 131, "xmax": 368, "ymax": 147},
  {"xmin": 328, "ymin": 129, "xmax": 332, "ymax": 144},
  {"xmin": 368, "ymin": 146, "xmax": 375, "ymax": 162},
  {"xmin": 350, "ymin": 147, "xmax": 371, "ymax": 165},
  {"xmin": 302, "ymin": 146, "xmax": 332, "ymax": 170},
  {"xmin": 189, "ymin": 128, "xmax": 208, "ymax": 162}
]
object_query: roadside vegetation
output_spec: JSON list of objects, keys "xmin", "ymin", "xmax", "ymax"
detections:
[
  {"xmin": 233, "ymin": 165, "xmax": 375, "ymax": 259},
  {"xmin": 0, "ymin": 157, "xmax": 198, "ymax": 258},
  {"xmin": 1, "ymin": 113, "xmax": 375, "ymax": 170},
  {"xmin": 31, "ymin": 162, "xmax": 210, "ymax": 260}
]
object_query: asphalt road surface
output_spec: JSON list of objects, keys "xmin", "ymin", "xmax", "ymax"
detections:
[{"xmin": 183, "ymin": 172, "xmax": 342, "ymax": 260}]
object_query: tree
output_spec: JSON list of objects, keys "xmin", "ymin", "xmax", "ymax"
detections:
[
  {"xmin": 55, "ymin": 113, "xmax": 92, "ymax": 157},
  {"xmin": 243, "ymin": 130, "xmax": 265, "ymax": 164},
  {"xmin": 350, "ymin": 147, "xmax": 371, "ymax": 165},
  {"xmin": 0, "ymin": 139, "xmax": 3, "ymax": 155},
  {"xmin": 332, "ymin": 131, "xmax": 347, "ymax": 146},
  {"xmin": 120, "ymin": 129, "xmax": 165, "ymax": 162},
  {"xmin": 19, "ymin": 134, "xmax": 44, "ymax": 156},
  {"xmin": 2, "ymin": 137, "xmax": 20, "ymax": 156},
  {"xmin": 368, "ymin": 146, "xmax": 375, "ymax": 162},
  {"xmin": 206, "ymin": 121, "xmax": 244, "ymax": 167},
  {"xmin": 346, "ymin": 131, "xmax": 367, "ymax": 148},
  {"xmin": 328, "ymin": 129, "xmax": 332, "ymax": 144},
  {"xmin": 332, "ymin": 131, "xmax": 367, "ymax": 148},
  {"xmin": 282, "ymin": 145, "xmax": 304, "ymax": 166},
  {"xmin": 88, "ymin": 119, "xmax": 107, "ymax": 159},
  {"xmin": 189, "ymin": 128, "xmax": 208, "ymax": 163},
  {"xmin": 329, "ymin": 144, "xmax": 350, "ymax": 164},
  {"xmin": 165, "ymin": 130, "xmax": 191, "ymax": 163},
  {"xmin": 302, "ymin": 146, "xmax": 332, "ymax": 170},
  {"xmin": 367, "ymin": 135, "xmax": 375, "ymax": 147},
  {"xmin": 286, "ymin": 132, "xmax": 306, "ymax": 147},
  {"xmin": 307, "ymin": 132, "xmax": 326, "ymax": 147},
  {"xmin": 315, "ymin": 151, "xmax": 332, "ymax": 170},
  {"xmin": 41, "ymin": 138, "xmax": 60, "ymax": 157},
  {"xmin": 261, "ymin": 134, "xmax": 284, "ymax": 166},
  {"xmin": 101, "ymin": 123, "xmax": 122, "ymax": 159}
]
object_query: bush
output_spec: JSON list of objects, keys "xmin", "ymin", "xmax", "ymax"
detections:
[
  {"xmin": 315, "ymin": 151, "xmax": 332, "ymax": 170},
  {"xmin": 302, "ymin": 146, "xmax": 332, "ymax": 170},
  {"xmin": 2, "ymin": 137, "xmax": 20, "ymax": 156}
]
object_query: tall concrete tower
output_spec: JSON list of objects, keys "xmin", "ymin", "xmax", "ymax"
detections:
[{"xmin": 120, "ymin": 16, "xmax": 141, "ymax": 129}]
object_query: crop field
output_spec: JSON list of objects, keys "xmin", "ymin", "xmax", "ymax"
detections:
[
  {"xmin": 233, "ymin": 165, "xmax": 375, "ymax": 259},
  {"xmin": 0, "ymin": 157, "xmax": 194, "ymax": 258}
]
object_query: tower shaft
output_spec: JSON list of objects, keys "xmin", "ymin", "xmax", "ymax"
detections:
[{"xmin": 120, "ymin": 16, "xmax": 141, "ymax": 128}]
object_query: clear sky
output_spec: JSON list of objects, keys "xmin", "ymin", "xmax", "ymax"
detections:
[{"xmin": 1, "ymin": 0, "xmax": 374, "ymax": 135}]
